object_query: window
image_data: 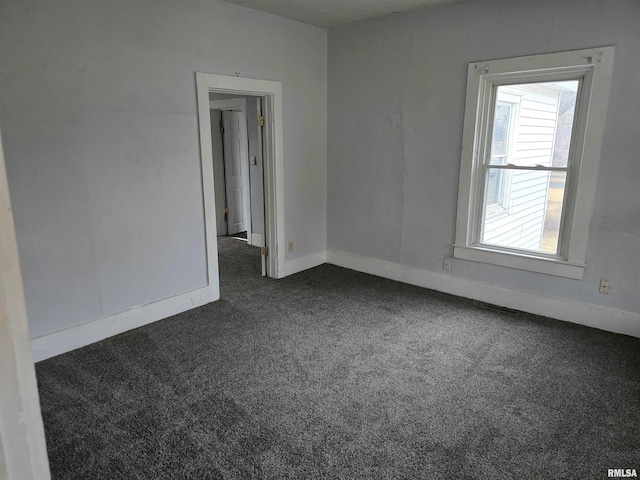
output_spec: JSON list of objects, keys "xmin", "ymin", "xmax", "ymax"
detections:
[{"xmin": 454, "ymin": 47, "xmax": 615, "ymax": 279}]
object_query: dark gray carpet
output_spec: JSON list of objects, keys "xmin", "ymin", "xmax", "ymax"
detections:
[{"xmin": 36, "ymin": 237, "xmax": 640, "ymax": 479}]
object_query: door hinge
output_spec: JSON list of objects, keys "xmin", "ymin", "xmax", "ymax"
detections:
[
  {"xmin": 219, "ymin": 121, "xmax": 224, "ymax": 135},
  {"xmin": 258, "ymin": 116, "xmax": 265, "ymax": 127},
  {"xmin": 261, "ymin": 246, "xmax": 268, "ymax": 256},
  {"xmin": 223, "ymin": 207, "xmax": 229, "ymax": 215}
]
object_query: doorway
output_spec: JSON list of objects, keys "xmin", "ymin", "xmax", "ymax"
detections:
[
  {"xmin": 210, "ymin": 95, "xmax": 268, "ymax": 247},
  {"xmin": 195, "ymin": 73, "xmax": 285, "ymax": 302}
]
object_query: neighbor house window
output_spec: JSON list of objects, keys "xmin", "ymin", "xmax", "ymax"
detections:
[
  {"xmin": 454, "ymin": 47, "xmax": 615, "ymax": 279},
  {"xmin": 486, "ymin": 100, "xmax": 515, "ymax": 211}
]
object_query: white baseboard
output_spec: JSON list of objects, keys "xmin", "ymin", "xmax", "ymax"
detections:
[
  {"xmin": 32, "ymin": 249, "xmax": 639, "ymax": 363},
  {"xmin": 327, "ymin": 249, "xmax": 640, "ymax": 338},
  {"xmin": 283, "ymin": 249, "xmax": 327, "ymax": 277},
  {"xmin": 31, "ymin": 285, "xmax": 217, "ymax": 362},
  {"xmin": 250, "ymin": 233, "xmax": 262, "ymax": 247}
]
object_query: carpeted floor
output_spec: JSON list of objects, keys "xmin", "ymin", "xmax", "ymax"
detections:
[{"xmin": 36, "ymin": 237, "xmax": 640, "ymax": 479}]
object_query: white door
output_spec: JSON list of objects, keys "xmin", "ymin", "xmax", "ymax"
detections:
[{"xmin": 222, "ymin": 110, "xmax": 250, "ymax": 235}]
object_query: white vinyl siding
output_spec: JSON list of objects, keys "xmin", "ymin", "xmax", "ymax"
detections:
[{"xmin": 483, "ymin": 86, "xmax": 559, "ymax": 251}]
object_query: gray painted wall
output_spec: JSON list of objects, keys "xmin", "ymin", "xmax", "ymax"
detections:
[
  {"xmin": 327, "ymin": 0, "xmax": 640, "ymax": 314},
  {"xmin": 210, "ymin": 109, "xmax": 227, "ymax": 236},
  {"xmin": 245, "ymin": 97, "xmax": 262, "ymax": 237},
  {"xmin": 0, "ymin": 0, "xmax": 327, "ymax": 338}
]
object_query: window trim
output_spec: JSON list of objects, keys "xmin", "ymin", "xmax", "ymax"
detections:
[{"xmin": 454, "ymin": 47, "xmax": 616, "ymax": 280}]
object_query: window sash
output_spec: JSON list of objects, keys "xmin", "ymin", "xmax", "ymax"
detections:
[
  {"xmin": 472, "ymin": 77, "xmax": 584, "ymax": 261},
  {"xmin": 482, "ymin": 164, "xmax": 570, "ymax": 171},
  {"xmin": 478, "ymin": 165, "xmax": 571, "ymax": 256}
]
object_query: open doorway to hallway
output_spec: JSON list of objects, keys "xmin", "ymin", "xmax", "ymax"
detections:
[
  {"xmin": 195, "ymin": 72, "xmax": 285, "ymax": 299},
  {"xmin": 209, "ymin": 93, "xmax": 266, "ymax": 278},
  {"xmin": 210, "ymin": 94, "xmax": 262, "ymax": 245}
]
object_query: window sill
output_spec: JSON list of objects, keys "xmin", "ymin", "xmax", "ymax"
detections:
[{"xmin": 453, "ymin": 244, "xmax": 585, "ymax": 279}]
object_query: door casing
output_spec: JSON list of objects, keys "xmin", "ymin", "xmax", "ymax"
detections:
[
  {"xmin": 0, "ymin": 126, "xmax": 51, "ymax": 480},
  {"xmin": 196, "ymin": 72, "xmax": 284, "ymax": 291}
]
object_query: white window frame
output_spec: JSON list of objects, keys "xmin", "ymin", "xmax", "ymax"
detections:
[{"xmin": 454, "ymin": 47, "xmax": 615, "ymax": 280}]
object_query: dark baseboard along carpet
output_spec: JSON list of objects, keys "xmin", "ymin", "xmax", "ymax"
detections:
[{"xmin": 37, "ymin": 237, "xmax": 640, "ymax": 479}]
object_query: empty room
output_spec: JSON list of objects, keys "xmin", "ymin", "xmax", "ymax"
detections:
[{"xmin": 0, "ymin": 0, "xmax": 639, "ymax": 479}]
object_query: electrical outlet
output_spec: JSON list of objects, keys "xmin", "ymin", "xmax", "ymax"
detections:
[
  {"xmin": 599, "ymin": 279, "xmax": 611, "ymax": 294},
  {"xmin": 443, "ymin": 258, "xmax": 452, "ymax": 271},
  {"xmin": 288, "ymin": 241, "xmax": 294, "ymax": 252}
]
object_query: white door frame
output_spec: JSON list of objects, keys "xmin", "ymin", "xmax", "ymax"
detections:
[
  {"xmin": 0, "ymin": 126, "xmax": 51, "ymax": 480},
  {"xmin": 196, "ymin": 72, "xmax": 285, "ymax": 290},
  {"xmin": 210, "ymin": 97, "xmax": 252, "ymax": 241}
]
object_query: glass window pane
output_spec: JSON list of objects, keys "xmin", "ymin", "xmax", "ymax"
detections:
[
  {"xmin": 481, "ymin": 169, "xmax": 567, "ymax": 254},
  {"xmin": 491, "ymin": 103, "xmax": 511, "ymax": 157},
  {"xmin": 485, "ymin": 168, "xmax": 506, "ymax": 207},
  {"xmin": 488, "ymin": 81, "xmax": 579, "ymax": 168}
]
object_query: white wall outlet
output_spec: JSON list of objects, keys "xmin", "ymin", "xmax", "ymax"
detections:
[
  {"xmin": 443, "ymin": 258, "xmax": 452, "ymax": 271},
  {"xmin": 599, "ymin": 279, "xmax": 611, "ymax": 294},
  {"xmin": 288, "ymin": 241, "xmax": 294, "ymax": 252}
]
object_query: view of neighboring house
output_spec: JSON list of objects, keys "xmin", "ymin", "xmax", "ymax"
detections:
[{"xmin": 482, "ymin": 81, "xmax": 578, "ymax": 254}]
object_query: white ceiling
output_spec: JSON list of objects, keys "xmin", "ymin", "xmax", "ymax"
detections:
[{"xmin": 220, "ymin": 0, "xmax": 461, "ymax": 28}]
